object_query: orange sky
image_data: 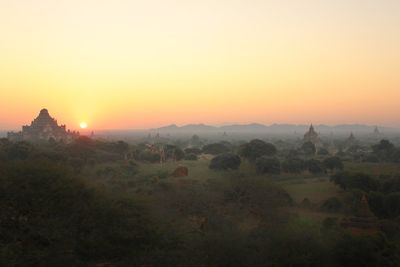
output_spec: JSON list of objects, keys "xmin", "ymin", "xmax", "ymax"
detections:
[{"xmin": 1, "ymin": 0, "xmax": 399, "ymax": 130}]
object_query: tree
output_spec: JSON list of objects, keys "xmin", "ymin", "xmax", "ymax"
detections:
[
  {"xmin": 331, "ymin": 172, "xmax": 379, "ymax": 192},
  {"xmin": 372, "ymin": 139, "xmax": 396, "ymax": 162},
  {"xmin": 190, "ymin": 134, "xmax": 203, "ymax": 147},
  {"xmin": 202, "ymin": 143, "xmax": 230, "ymax": 155},
  {"xmin": 6, "ymin": 141, "xmax": 33, "ymax": 160},
  {"xmin": 306, "ymin": 159, "xmax": 325, "ymax": 175},
  {"xmin": 333, "ymin": 234, "xmax": 400, "ymax": 267},
  {"xmin": 323, "ymin": 157, "xmax": 344, "ymax": 172},
  {"xmin": 382, "ymin": 177, "xmax": 400, "ymax": 194},
  {"xmin": 184, "ymin": 147, "xmax": 202, "ymax": 155},
  {"xmin": 373, "ymin": 139, "xmax": 395, "ymax": 153},
  {"xmin": 209, "ymin": 153, "xmax": 241, "ymax": 170},
  {"xmin": 115, "ymin": 140, "xmax": 129, "ymax": 160},
  {"xmin": 301, "ymin": 141, "xmax": 316, "ymax": 156},
  {"xmin": 320, "ymin": 197, "xmax": 343, "ymax": 213},
  {"xmin": 255, "ymin": 156, "xmax": 281, "ymax": 175},
  {"xmin": 136, "ymin": 151, "xmax": 161, "ymax": 163},
  {"xmin": 68, "ymin": 136, "xmax": 95, "ymax": 162},
  {"xmin": 281, "ymin": 158, "xmax": 305, "ymax": 174},
  {"xmin": 317, "ymin": 148, "xmax": 330, "ymax": 156},
  {"xmin": 184, "ymin": 153, "xmax": 198, "ymax": 161},
  {"xmin": 164, "ymin": 145, "xmax": 185, "ymax": 161},
  {"xmin": 239, "ymin": 139, "xmax": 277, "ymax": 162},
  {"xmin": 0, "ymin": 160, "xmax": 161, "ymax": 266},
  {"xmin": 330, "ymin": 172, "xmax": 348, "ymax": 189}
]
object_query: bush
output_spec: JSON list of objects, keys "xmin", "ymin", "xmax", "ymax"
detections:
[
  {"xmin": 184, "ymin": 153, "xmax": 198, "ymax": 161},
  {"xmin": 209, "ymin": 153, "xmax": 241, "ymax": 170},
  {"xmin": 136, "ymin": 151, "xmax": 161, "ymax": 163},
  {"xmin": 203, "ymin": 143, "xmax": 231, "ymax": 155},
  {"xmin": 121, "ymin": 161, "xmax": 139, "ymax": 176},
  {"xmin": 306, "ymin": 159, "xmax": 325, "ymax": 175},
  {"xmin": 323, "ymin": 157, "xmax": 344, "ymax": 172},
  {"xmin": 164, "ymin": 145, "xmax": 185, "ymax": 161},
  {"xmin": 239, "ymin": 139, "xmax": 277, "ymax": 162},
  {"xmin": 331, "ymin": 172, "xmax": 379, "ymax": 192},
  {"xmin": 0, "ymin": 160, "xmax": 161, "ymax": 266},
  {"xmin": 301, "ymin": 141, "xmax": 316, "ymax": 156},
  {"xmin": 281, "ymin": 158, "xmax": 305, "ymax": 174},
  {"xmin": 255, "ymin": 156, "xmax": 281, "ymax": 175},
  {"xmin": 320, "ymin": 197, "xmax": 343, "ymax": 213},
  {"xmin": 317, "ymin": 148, "xmax": 330, "ymax": 156},
  {"xmin": 184, "ymin": 147, "xmax": 202, "ymax": 155}
]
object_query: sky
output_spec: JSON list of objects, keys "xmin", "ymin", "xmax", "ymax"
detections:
[{"xmin": 1, "ymin": 0, "xmax": 399, "ymax": 130}]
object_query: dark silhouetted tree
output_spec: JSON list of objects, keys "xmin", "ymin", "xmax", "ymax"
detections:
[
  {"xmin": 239, "ymin": 139, "xmax": 277, "ymax": 162},
  {"xmin": 255, "ymin": 156, "xmax": 281, "ymax": 175},
  {"xmin": 209, "ymin": 153, "xmax": 241, "ymax": 170}
]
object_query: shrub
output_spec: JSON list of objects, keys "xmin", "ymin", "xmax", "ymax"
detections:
[
  {"xmin": 0, "ymin": 160, "xmax": 161, "ymax": 266},
  {"xmin": 323, "ymin": 157, "xmax": 344, "ymax": 172},
  {"xmin": 281, "ymin": 158, "xmax": 305, "ymax": 174},
  {"xmin": 331, "ymin": 172, "xmax": 379, "ymax": 192},
  {"xmin": 164, "ymin": 145, "xmax": 185, "ymax": 161},
  {"xmin": 209, "ymin": 153, "xmax": 241, "ymax": 170},
  {"xmin": 184, "ymin": 153, "xmax": 198, "ymax": 161},
  {"xmin": 320, "ymin": 197, "xmax": 343, "ymax": 213},
  {"xmin": 306, "ymin": 159, "xmax": 325, "ymax": 175},
  {"xmin": 301, "ymin": 141, "xmax": 316, "ymax": 156},
  {"xmin": 239, "ymin": 139, "xmax": 277, "ymax": 162},
  {"xmin": 255, "ymin": 156, "xmax": 281, "ymax": 175},
  {"xmin": 136, "ymin": 151, "xmax": 161, "ymax": 163},
  {"xmin": 184, "ymin": 147, "xmax": 202, "ymax": 155},
  {"xmin": 317, "ymin": 148, "xmax": 330, "ymax": 156},
  {"xmin": 203, "ymin": 143, "xmax": 231, "ymax": 155}
]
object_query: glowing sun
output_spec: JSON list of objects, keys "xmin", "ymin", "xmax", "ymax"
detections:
[{"xmin": 80, "ymin": 122, "xmax": 88, "ymax": 129}]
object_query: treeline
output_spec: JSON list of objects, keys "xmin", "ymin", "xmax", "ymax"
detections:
[
  {"xmin": 2, "ymin": 137, "xmax": 400, "ymax": 266},
  {"xmin": 331, "ymin": 172, "xmax": 400, "ymax": 220}
]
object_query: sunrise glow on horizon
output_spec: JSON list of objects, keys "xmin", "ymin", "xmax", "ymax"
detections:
[{"xmin": 1, "ymin": 0, "xmax": 400, "ymax": 130}]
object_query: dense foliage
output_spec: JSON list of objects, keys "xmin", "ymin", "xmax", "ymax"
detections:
[
  {"xmin": 2, "ymin": 137, "xmax": 400, "ymax": 266},
  {"xmin": 239, "ymin": 139, "xmax": 277, "ymax": 162},
  {"xmin": 209, "ymin": 153, "xmax": 241, "ymax": 170}
]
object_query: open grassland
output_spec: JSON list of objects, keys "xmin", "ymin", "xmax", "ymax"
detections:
[
  {"xmin": 277, "ymin": 177, "xmax": 341, "ymax": 205},
  {"xmin": 344, "ymin": 161, "xmax": 400, "ymax": 176},
  {"xmin": 85, "ymin": 158, "xmax": 348, "ymax": 225}
]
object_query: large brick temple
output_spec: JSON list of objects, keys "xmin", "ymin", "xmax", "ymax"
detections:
[{"xmin": 7, "ymin": 109, "xmax": 79, "ymax": 142}]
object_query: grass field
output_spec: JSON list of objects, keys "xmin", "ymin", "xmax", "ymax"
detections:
[
  {"xmin": 344, "ymin": 161, "xmax": 400, "ymax": 176},
  {"xmin": 277, "ymin": 177, "xmax": 341, "ymax": 205},
  {"xmin": 87, "ymin": 158, "xmax": 352, "ymax": 224}
]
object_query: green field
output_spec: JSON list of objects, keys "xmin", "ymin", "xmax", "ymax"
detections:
[{"xmin": 344, "ymin": 161, "xmax": 400, "ymax": 176}]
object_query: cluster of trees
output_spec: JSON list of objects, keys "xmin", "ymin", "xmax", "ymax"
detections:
[
  {"xmin": 209, "ymin": 153, "xmax": 241, "ymax": 170},
  {"xmin": 331, "ymin": 172, "xmax": 400, "ymax": 220},
  {"xmin": 335, "ymin": 139, "xmax": 400, "ymax": 163},
  {"xmin": 0, "ymin": 159, "xmax": 171, "ymax": 266},
  {"xmin": 3, "ymin": 136, "xmax": 400, "ymax": 266},
  {"xmin": 205, "ymin": 139, "xmax": 345, "ymax": 175},
  {"xmin": 370, "ymin": 140, "xmax": 400, "ymax": 163}
]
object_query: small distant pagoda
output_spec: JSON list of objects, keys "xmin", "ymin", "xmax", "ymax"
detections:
[
  {"xmin": 345, "ymin": 132, "xmax": 357, "ymax": 145},
  {"xmin": 341, "ymin": 195, "xmax": 380, "ymax": 236},
  {"xmin": 7, "ymin": 109, "xmax": 79, "ymax": 142},
  {"xmin": 303, "ymin": 124, "xmax": 321, "ymax": 145},
  {"xmin": 373, "ymin": 126, "xmax": 380, "ymax": 137}
]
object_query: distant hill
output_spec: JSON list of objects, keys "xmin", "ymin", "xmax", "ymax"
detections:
[{"xmin": 151, "ymin": 123, "xmax": 397, "ymax": 134}]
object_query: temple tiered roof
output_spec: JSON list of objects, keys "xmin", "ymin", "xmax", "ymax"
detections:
[
  {"xmin": 303, "ymin": 124, "xmax": 320, "ymax": 145},
  {"xmin": 341, "ymin": 195, "xmax": 380, "ymax": 236},
  {"xmin": 7, "ymin": 109, "xmax": 79, "ymax": 142}
]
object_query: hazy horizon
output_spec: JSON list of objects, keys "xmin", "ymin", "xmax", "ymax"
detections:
[
  {"xmin": 1, "ymin": 0, "xmax": 400, "ymax": 130},
  {"xmin": 2, "ymin": 114, "xmax": 398, "ymax": 133}
]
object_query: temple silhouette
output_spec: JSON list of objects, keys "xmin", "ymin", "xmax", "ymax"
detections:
[
  {"xmin": 303, "ymin": 124, "xmax": 321, "ymax": 145},
  {"xmin": 7, "ymin": 109, "xmax": 79, "ymax": 142}
]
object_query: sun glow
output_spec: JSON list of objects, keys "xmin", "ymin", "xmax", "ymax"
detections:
[{"xmin": 80, "ymin": 122, "xmax": 88, "ymax": 129}]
